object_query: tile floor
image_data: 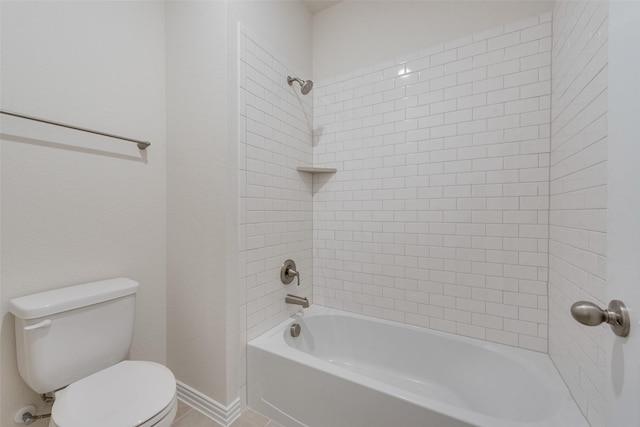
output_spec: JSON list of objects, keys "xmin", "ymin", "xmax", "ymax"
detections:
[{"xmin": 172, "ymin": 400, "xmax": 283, "ymax": 427}]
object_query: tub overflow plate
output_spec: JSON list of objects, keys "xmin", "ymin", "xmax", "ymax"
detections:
[{"xmin": 290, "ymin": 323, "xmax": 301, "ymax": 337}]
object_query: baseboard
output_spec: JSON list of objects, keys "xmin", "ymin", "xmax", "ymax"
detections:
[{"xmin": 176, "ymin": 381, "xmax": 241, "ymax": 426}]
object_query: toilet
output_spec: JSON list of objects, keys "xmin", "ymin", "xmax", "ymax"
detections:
[{"xmin": 9, "ymin": 278, "xmax": 177, "ymax": 427}]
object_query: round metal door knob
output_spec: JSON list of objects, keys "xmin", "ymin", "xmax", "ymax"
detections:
[{"xmin": 570, "ymin": 300, "xmax": 630, "ymax": 337}]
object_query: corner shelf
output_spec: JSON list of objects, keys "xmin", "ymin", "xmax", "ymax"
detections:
[{"xmin": 296, "ymin": 167, "xmax": 337, "ymax": 174}]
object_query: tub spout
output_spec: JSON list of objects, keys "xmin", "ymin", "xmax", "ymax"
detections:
[{"xmin": 286, "ymin": 294, "xmax": 309, "ymax": 308}]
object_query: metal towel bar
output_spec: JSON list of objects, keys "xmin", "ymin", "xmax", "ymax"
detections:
[{"xmin": 0, "ymin": 109, "xmax": 150, "ymax": 150}]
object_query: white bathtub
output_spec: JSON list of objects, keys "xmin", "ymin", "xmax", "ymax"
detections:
[{"xmin": 248, "ymin": 305, "xmax": 587, "ymax": 427}]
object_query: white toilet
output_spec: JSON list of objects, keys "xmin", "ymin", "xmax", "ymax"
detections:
[{"xmin": 9, "ymin": 278, "xmax": 177, "ymax": 427}]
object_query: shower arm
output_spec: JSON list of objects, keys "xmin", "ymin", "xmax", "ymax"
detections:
[{"xmin": 287, "ymin": 76, "xmax": 304, "ymax": 86}]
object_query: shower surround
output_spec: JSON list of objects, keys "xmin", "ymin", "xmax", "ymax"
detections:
[
  {"xmin": 238, "ymin": 6, "xmax": 608, "ymax": 424},
  {"xmin": 238, "ymin": 12, "xmax": 554, "ymax": 399},
  {"xmin": 313, "ymin": 13, "xmax": 553, "ymax": 352},
  {"xmin": 237, "ymin": 25, "xmax": 314, "ymax": 401},
  {"xmin": 549, "ymin": 1, "xmax": 608, "ymax": 425}
]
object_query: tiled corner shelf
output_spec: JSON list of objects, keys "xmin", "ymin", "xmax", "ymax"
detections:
[{"xmin": 296, "ymin": 166, "xmax": 337, "ymax": 174}]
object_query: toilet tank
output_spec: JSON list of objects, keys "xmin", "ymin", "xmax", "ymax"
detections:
[{"xmin": 9, "ymin": 278, "xmax": 139, "ymax": 394}]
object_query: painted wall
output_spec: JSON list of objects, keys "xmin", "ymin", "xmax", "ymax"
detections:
[
  {"xmin": 312, "ymin": 1, "xmax": 554, "ymax": 80},
  {"xmin": 548, "ymin": 1, "xmax": 608, "ymax": 426},
  {"xmin": 227, "ymin": 0, "xmax": 313, "ymax": 80},
  {"xmin": 166, "ymin": 0, "xmax": 312, "ymax": 411},
  {"xmin": 0, "ymin": 2, "xmax": 166, "ymax": 426},
  {"xmin": 165, "ymin": 0, "xmax": 236, "ymax": 409},
  {"xmin": 312, "ymin": 13, "xmax": 552, "ymax": 352}
]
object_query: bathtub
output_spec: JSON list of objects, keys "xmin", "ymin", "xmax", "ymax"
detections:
[{"xmin": 248, "ymin": 305, "xmax": 587, "ymax": 427}]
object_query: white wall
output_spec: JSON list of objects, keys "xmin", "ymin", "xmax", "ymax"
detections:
[
  {"xmin": 166, "ymin": 0, "xmax": 312, "ymax": 411},
  {"xmin": 0, "ymin": 2, "xmax": 166, "ymax": 426},
  {"xmin": 228, "ymin": 0, "xmax": 313, "ymax": 80},
  {"xmin": 165, "ymin": 0, "xmax": 235, "ymax": 408},
  {"xmin": 313, "ymin": 1, "xmax": 554, "ymax": 80},
  {"xmin": 548, "ymin": 1, "xmax": 608, "ymax": 426},
  {"xmin": 313, "ymin": 13, "xmax": 553, "ymax": 351}
]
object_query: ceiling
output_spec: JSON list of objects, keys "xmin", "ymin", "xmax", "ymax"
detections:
[{"xmin": 302, "ymin": 0, "xmax": 343, "ymax": 14}]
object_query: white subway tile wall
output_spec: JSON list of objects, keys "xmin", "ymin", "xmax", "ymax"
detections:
[
  {"xmin": 238, "ymin": 27, "xmax": 314, "ymax": 400},
  {"xmin": 312, "ymin": 14, "xmax": 553, "ymax": 352},
  {"xmin": 548, "ymin": 1, "xmax": 608, "ymax": 426}
]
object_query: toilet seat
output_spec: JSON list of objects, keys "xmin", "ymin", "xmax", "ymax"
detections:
[{"xmin": 50, "ymin": 360, "xmax": 176, "ymax": 427}]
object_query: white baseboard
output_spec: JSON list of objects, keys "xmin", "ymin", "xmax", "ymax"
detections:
[{"xmin": 176, "ymin": 381, "xmax": 241, "ymax": 426}]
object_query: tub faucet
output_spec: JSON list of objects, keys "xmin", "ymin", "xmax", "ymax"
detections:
[{"xmin": 286, "ymin": 294, "xmax": 309, "ymax": 308}]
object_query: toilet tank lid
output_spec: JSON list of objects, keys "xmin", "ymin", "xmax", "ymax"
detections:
[{"xmin": 9, "ymin": 278, "xmax": 139, "ymax": 320}]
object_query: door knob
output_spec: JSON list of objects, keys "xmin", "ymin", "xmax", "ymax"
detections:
[{"xmin": 570, "ymin": 300, "xmax": 630, "ymax": 337}]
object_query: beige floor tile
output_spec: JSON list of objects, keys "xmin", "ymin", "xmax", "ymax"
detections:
[
  {"xmin": 230, "ymin": 408, "xmax": 271, "ymax": 427},
  {"xmin": 174, "ymin": 400, "xmax": 193, "ymax": 423},
  {"xmin": 172, "ymin": 403, "xmax": 276, "ymax": 427},
  {"xmin": 172, "ymin": 408, "xmax": 224, "ymax": 427}
]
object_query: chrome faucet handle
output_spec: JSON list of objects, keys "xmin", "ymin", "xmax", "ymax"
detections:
[{"xmin": 281, "ymin": 259, "xmax": 300, "ymax": 286}]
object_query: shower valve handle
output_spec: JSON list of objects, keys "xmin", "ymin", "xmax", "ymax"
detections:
[
  {"xmin": 286, "ymin": 268, "xmax": 300, "ymax": 286},
  {"xmin": 281, "ymin": 259, "xmax": 300, "ymax": 286}
]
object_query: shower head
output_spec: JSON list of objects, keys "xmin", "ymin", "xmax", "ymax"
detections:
[{"xmin": 287, "ymin": 76, "xmax": 314, "ymax": 95}]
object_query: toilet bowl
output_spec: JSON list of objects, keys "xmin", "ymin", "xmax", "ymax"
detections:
[
  {"xmin": 9, "ymin": 278, "xmax": 178, "ymax": 427},
  {"xmin": 49, "ymin": 361, "xmax": 177, "ymax": 427}
]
